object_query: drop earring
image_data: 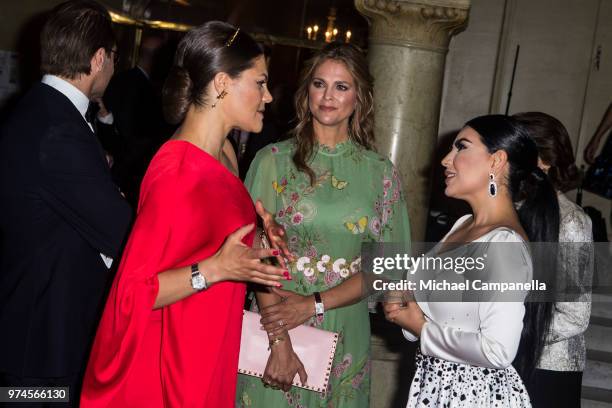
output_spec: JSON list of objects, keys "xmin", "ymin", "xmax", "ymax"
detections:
[
  {"xmin": 211, "ymin": 90, "xmax": 228, "ymax": 108},
  {"xmin": 488, "ymin": 173, "xmax": 497, "ymax": 197}
]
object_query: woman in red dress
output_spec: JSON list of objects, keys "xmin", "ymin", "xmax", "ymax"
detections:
[{"xmin": 81, "ymin": 21, "xmax": 289, "ymax": 407}]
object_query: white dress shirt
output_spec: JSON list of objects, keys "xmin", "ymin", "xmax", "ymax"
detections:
[
  {"xmin": 41, "ymin": 74, "xmax": 114, "ymax": 269},
  {"xmin": 403, "ymin": 214, "xmax": 532, "ymax": 369}
]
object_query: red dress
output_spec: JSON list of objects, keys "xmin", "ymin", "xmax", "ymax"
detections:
[{"xmin": 81, "ymin": 140, "xmax": 254, "ymax": 407}]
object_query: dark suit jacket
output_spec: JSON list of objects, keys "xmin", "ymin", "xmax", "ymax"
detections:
[
  {"xmin": 102, "ymin": 67, "xmax": 173, "ymax": 207},
  {"xmin": 0, "ymin": 83, "xmax": 133, "ymax": 378}
]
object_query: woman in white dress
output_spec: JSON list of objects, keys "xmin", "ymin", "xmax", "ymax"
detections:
[{"xmin": 384, "ymin": 114, "xmax": 560, "ymax": 407}]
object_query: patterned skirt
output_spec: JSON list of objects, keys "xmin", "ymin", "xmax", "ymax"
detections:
[{"xmin": 407, "ymin": 350, "xmax": 532, "ymax": 408}]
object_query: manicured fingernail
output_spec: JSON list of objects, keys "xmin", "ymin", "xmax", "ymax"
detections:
[
  {"xmin": 272, "ymin": 250, "xmax": 280, "ymax": 256},
  {"xmin": 275, "ymin": 283, "xmax": 283, "ymax": 287}
]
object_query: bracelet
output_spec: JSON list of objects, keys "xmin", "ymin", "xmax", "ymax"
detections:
[{"xmin": 268, "ymin": 336, "xmax": 285, "ymax": 350}]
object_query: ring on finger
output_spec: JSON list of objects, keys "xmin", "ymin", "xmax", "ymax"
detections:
[{"xmin": 278, "ymin": 320, "xmax": 284, "ymax": 327}]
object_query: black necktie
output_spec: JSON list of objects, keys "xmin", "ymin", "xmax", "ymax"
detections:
[{"xmin": 85, "ymin": 102, "xmax": 97, "ymax": 126}]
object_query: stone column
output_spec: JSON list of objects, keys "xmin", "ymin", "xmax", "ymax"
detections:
[
  {"xmin": 355, "ymin": 2, "xmax": 469, "ymax": 406},
  {"xmin": 355, "ymin": 0, "xmax": 470, "ymax": 241}
]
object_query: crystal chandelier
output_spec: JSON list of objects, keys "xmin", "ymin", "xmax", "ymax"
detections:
[{"xmin": 305, "ymin": 6, "xmax": 351, "ymax": 43}]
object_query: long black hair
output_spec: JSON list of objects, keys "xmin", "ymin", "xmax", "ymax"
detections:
[{"xmin": 465, "ymin": 114, "xmax": 559, "ymax": 380}]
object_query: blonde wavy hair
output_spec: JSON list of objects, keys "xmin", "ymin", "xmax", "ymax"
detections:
[{"xmin": 291, "ymin": 43, "xmax": 375, "ymax": 185}]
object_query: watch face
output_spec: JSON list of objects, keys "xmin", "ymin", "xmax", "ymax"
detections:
[
  {"xmin": 192, "ymin": 274, "xmax": 206, "ymax": 290},
  {"xmin": 315, "ymin": 303, "xmax": 325, "ymax": 316}
]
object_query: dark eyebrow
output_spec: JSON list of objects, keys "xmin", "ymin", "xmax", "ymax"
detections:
[
  {"xmin": 312, "ymin": 77, "xmax": 326, "ymax": 83},
  {"xmin": 260, "ymin": 73, "xmax": 268, "ymax": 81},
  {"xmin": 455, "ymin": 138, "xmax": 472, "ymax": 144}
]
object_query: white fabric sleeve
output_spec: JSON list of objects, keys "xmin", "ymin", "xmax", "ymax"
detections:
[
  {"xmin": 402, "ymin": 328, "xmax": 419, "ymax": 342},
  {"xmin": 97, "ymin": 111, "xmax": 114, "ymax": 124},
  {"xmin": 419, "ymin": 231, "xmax": 531, "ymax": 369},
  {"xmin": 420, "ymin": 301, "xmax": 525, "ymax": 369},
  {"xmin": 401, "ymin": 214, "xmax": 474, "ymax": 343}
]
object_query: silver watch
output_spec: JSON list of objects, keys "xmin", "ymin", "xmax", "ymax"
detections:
[
  {"xmin": 314, "ymin": 291, "xmax": 324, "ymax": 317},
  {"xmin": 191, "ymin": 263, "xmax": 208, "ymax": 291}
]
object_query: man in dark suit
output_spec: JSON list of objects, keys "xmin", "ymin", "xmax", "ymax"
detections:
[
  {"xmin": 101, "ymin": 32, "xmax": 173, "ymax": 207},
  {"xmin": 0, "ymin": 1, "xmax": 132, "ymax": 405}
]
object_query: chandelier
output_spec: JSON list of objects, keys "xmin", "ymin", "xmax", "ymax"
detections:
[{"xmin": 305, "ymin": 7, "xmax": 351, "ymax": 43}]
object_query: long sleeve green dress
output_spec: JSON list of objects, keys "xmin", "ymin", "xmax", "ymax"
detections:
[{"xmin": 236, "ymin": 139, "xmax": 411, "ymax": 408}]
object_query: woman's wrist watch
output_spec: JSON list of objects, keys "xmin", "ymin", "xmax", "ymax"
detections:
[
  {"xmin": 191, "ymin": 263, "xmax": 208, "ymax": 291},
  {"xmin": 313, "ymin": 291, "xmax": 324, "ymax": 318}
]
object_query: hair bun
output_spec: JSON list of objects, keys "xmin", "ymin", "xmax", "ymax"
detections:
[
  {"xmin": 552, "ymin": 163, "xmax": 580, "ymax": 192},
  {"xmin": 162, "ymin": 66, "xmax": 193, "ymax": 124}
]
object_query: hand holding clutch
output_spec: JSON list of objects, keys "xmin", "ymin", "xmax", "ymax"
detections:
[
  {"xmin": 239, "ymin": 311, "xmax": 339, "ymax": 393},
  {"xmin": 262, "ymin": 336, "xmax": 308, "ymax": 391}
]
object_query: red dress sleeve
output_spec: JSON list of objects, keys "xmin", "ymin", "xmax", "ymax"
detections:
[{"xmin": 81, "ymin": 141, "xmax": 255, "ymax": 407}]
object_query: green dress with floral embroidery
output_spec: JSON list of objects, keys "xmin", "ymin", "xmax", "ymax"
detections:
[{"xmin": 236, "ymin": 139, "xmax": 411, "ymax": 408}]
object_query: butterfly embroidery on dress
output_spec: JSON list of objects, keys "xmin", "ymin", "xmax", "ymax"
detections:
[
  {"xmin": 331, "ymin": 175, "xmax": 348, "ymax": 190},
  {"xmin": 272, "ymin": 176, "xmax": 287, "ymax": 195},
  {"xmin": 344, "ymin": 216, "xmax": 368, "ymax": 234}
]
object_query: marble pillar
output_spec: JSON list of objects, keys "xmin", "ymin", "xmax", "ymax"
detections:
[
  {"xmin": 355, "ymin": 0, "xmax": 470, "ymax": 242},
  {"xmin": 355, "ymin": 1, "xmax": 470, "ymax": 406}
]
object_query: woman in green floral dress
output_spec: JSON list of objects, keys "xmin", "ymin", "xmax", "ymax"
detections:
[{"xmin": 236, "ymin": 43, "xmax": 411, "ymax": 408}]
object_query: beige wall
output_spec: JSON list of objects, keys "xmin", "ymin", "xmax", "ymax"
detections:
[
  {"xmin": 492, "ymin": 0, "xmax": 600, "ymax": 147},
  {"xmin": 575, "ymin": 0, "xmax": 612, "ymax": 169},
  {"xmin": 438, "ymin": 0, "xmax": 506, "ymax": 136},
  {"xmin": 439, "ymin": 0, "xmax": 601, "ymax": 144},
  {"xmin": 438, "ymin": 0, "xmax": 611, "ymax": 234}
]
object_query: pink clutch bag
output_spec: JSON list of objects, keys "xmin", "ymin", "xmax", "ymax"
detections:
[{"xmin": 238, "ymin": 310, "xmax": 339, "ymax": 393}]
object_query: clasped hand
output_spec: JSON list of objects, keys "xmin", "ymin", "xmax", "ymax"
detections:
[
  {"xmin": 260, "ymin": 288, "xmax": 314, "ymax": 336},
  {"xmin": 260, "ymin": 289, "xmax": 312, "ymax": 391},
  {"xmin": 383, "ymin": 298, "xmax": 426, "ymax": 337}
]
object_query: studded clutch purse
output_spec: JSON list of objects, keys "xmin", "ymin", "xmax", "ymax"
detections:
[{"xmin": 238, "ymin": 310, "xmax": 339, "ymax": 393}]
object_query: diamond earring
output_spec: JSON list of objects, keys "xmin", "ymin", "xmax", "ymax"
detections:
[{"xmin": 488, "ymin": 173, "xmax": 497, "ymax": 197}]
